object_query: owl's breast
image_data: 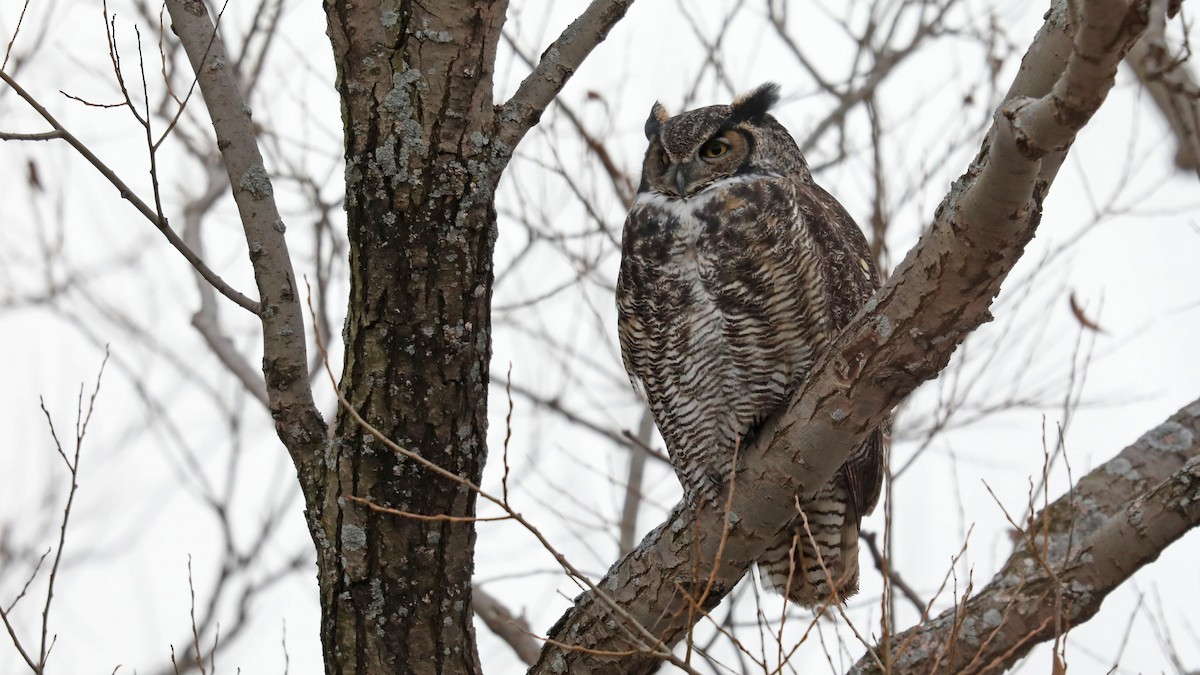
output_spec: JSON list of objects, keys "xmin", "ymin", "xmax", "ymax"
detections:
[
  {"xmin": 617, "ymin": 181, "xmax": 829, "ymax": 492},
  {"xmin": 621, "ymin": 193, "xmax": 697, "ymax": 265}
]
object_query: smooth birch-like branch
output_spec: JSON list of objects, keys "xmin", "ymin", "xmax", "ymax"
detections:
[{"xmin": 1127, "ymin": 0, "xmax": 1200, "ymax": 172}]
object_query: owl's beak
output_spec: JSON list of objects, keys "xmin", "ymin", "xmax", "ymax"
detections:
[{"xmin": 663, "ymin": 162, "xmax": 703, "ymax": 198}]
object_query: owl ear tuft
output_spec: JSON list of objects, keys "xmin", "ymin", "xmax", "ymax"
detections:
[
  {"xmin": 727, "ymin": 82, "xmax": 781, "ymax": 126},
  {"xmin": 644, "ymin": 102, "xmax": 670, "ymax": 140}
]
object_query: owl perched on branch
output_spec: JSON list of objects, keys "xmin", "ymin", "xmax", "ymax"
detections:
[{"xmin": 616, "ymin": 83, "xmax": 886, "ymax": 607}]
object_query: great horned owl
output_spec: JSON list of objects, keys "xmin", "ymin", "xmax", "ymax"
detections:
[{"xmin": 616, "ymin": 83, "xmax": 886, "ymax": 607}]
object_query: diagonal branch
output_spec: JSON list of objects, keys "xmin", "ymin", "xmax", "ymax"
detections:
[
  {"xmin": 473, "ymin": 584, "xmax": 542, "ymax": 666},
  {"xmin": 531, "ymin": 1, "xmax": 1159, "ymax": 672},
  {"xmin": 164, "ymin": 0, "xmax": 326, "ymax": 480},
  {"xmin": 0, "ymin": 69, "xmax": 259, "ymax": 314},
  {"xmin": 856, "ymin": 397, "xmax": 1200, "ymax": 673},
  {"xmin": 494, "ymin": 0, "xmax": 637, "ymax": 153},
  {"xmin": 1127, "ymin": 0, "xmax": 1200, "ymax": 173},
  {"xmin": 501, "ymin": 30, "xmax": 638, "ymax": 207}
]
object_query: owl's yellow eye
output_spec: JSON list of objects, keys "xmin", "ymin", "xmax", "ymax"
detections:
[{"xmin": 701, "ymin": 138, "xmax": 731, "ymax": 159}]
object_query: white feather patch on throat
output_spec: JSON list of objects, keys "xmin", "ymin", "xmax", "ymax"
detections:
[{"xmin": 635, "ymin": 172, "xmax": 780, "ymax": 213}]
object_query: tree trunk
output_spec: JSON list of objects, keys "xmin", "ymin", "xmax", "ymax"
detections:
[{"xmin": 318, "ymin": 1, "xmax": 506, "ymax": 671}]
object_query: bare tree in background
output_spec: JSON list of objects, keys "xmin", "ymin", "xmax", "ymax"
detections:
[{"xmin": 1, "ymin": 0, "xmax": 1199, "ymax": 674}]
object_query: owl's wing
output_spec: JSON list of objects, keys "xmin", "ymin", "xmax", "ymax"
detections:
[
  {"xmin": 844, "ymin": 427, "xmax": 885, "ymax": 520},
  {"xmin": 788, "ymin": 179, "xmax": 888, "ymax": 521},
  {"xmin": 615, "ymin": 201, "xmax": 658, "ymax": 406},
  {"xmin": 792, "ymin": 180, "xmax": 882, "ymax": 330}
]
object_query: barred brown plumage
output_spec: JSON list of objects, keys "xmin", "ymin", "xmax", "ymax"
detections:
[{"xmin": 616, "ymin": 83, "xmax": 888, "ymax": 608}]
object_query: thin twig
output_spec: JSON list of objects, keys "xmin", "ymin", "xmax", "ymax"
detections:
[
  {"xmin": 861, "ymin": 529, "xmax": 927, "ymax": 620},
  {"xmin": 0, "ymin": 70, "xmax": 259, "ymax": 314},
  {"xmin": 2, "ymin": 0, "xmax": 32, "ymax": 70},
  {"xmin": 0, "ymin": 350, "xmax": 109, "ymax": 673},
  {"xmin": 345, "ymin": 495, "xmax": 511, "ymax": 523},
  {"xmin": 0, "ymin": 130, "xmax": 62, "ymax": 141},
  {"xmin": 186, "ymin": 556, "xmax": 208, "ymax": 675},
  {"xmin": 2, "ymin": 550, "xmax": 50, "ymax": 615},
  {"xmin": 503, "ymin": 363, "xmax": 514, "ymax": 505},
  {"xmin": 795, "ymin": 506, "xmax": 885, "ymax": 671},
  {"xmin": 36, "ymin": 349, "xmax": 108, "ymax": 671}
]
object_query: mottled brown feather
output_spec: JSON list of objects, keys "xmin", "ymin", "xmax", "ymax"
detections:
[{"xmin": 616, "ymin": 84, "xmax": 888, "ymax": 607}]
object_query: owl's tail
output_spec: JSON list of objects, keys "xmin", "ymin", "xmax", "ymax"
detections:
[{"xmin": 755, "ymin": 481, "xmax": 861, "ymax": 609}]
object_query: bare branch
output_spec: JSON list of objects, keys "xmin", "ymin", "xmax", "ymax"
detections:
[
  {"xmin": 0, "ymin": 70, "xmax": 259, "ymax": 313},
  {"xmin": 473, "ymin": 584, "xmax": 541, "ymax": 666},
  {"xmin": 861, "ymin": 530, "xmax": 927, "ymax": 621},
  {"xmin": 499, "ymin": 31, "xmax": 637, "ymax": 207},
  {"xmin": 1, "ymin": 0, "xmax": 31, "ymax": 71},
  {"xmin": 1127, "ymin": 0, "xmax": 1200, "ymax": 173},
  {"xmin": 185, "ymin": 557, "xmax": 208, "ymax": 675},
  {"xmin": 0, "ymin": 350, "xmax": 108, "ymax": 674},
  {"xmin": 0, "ymin": 130, "xmax": 60, "ymax": 141},
  {"xmin": 495, "ymin": 0, "xmax": 636, "ymax": 152},
  {"xmin": 506, "ymin": 381, "xmax": 670, "ymax": 465},
  {"xmin": 618, "ymin": 408, "xmax": 653, "ymax": 555},
  {"xmin": 856, "ymin": 397, "xmax": 1200, "ymax": 673},
  {"xmin": 164, "ymin": 0, "xmax": 326, "ymax": 475},
  {"xmin": 182, "ymin": 160, "xmax": 270, "ymax": 408}
]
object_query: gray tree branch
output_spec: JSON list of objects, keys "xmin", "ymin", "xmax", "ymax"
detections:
[
  {"xmin": 531, "ymin": 1, "xmax": 1165, "ymax": 672},
  {"xmin": 1128, "ymin": 0, "xmax": 1200, "ymax": 172},
  {"xmin": 0, "ymin": 70, "xmax": 259, "ymax": 314},
  {"xmin": 855, "ymin": 397, "xmax": 1200, "ymax": 673},
  {"xmin": 474, "ymin": 584, "xmax": 542, "ymax": 666},
  {"xmin": 619, "ymin": 408, "xmax": 654, "ymax": 556},
  {"xmin": 495, "ymin": 0, "xmax": 637, "ymax": 153},
  {"xmin": 182, "ymin": 158, "xmax": 271, "ymax": 409},
  {"xmin": 164, "ymin": 0, "xmax": 326, "ymax": 482}
]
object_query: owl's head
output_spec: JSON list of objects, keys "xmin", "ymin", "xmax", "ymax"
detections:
[{"xmin": 639, "ymin": 82, "xmax": 809, "ymax": 199}]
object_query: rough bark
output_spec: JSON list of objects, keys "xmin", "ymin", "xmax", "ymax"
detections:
[
  {"xmin": 854, "ymin": 397, "xmax": 1200, "ymax": 673},
  {"xmin": 319, "ymin": 2, "xmax": 507, "ymax": 671},
  {"xmin": 530, "ymin": 1, "xmax": 1164, "ymax": 672},
  {"xmin": 314, "ymin": 1, "xmax": 635, "ymax": 672}
]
